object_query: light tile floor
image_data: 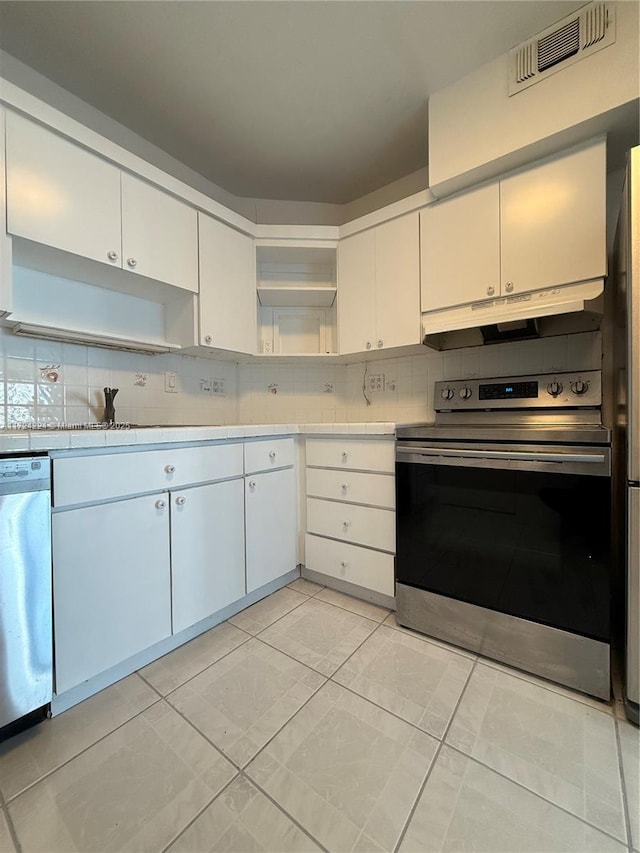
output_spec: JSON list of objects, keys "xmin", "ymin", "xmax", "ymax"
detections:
[{"xmin": 0, "ymin": 579, "xmax": 638, "ymax": 853}]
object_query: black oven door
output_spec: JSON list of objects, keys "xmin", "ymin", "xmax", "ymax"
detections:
[{"xmin": 395, "ymin": 445, "xmax": 611, "ymax": 642}]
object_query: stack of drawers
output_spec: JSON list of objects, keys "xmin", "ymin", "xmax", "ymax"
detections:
[{"xmin": 304, "ymin": 437, "xmax": 395, "ymax": 600}]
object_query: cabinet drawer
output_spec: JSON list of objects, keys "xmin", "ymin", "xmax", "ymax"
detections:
[
  {"xmin": 305, "ymin": 534, "xmax": 394, "ymax": 597},
  {"xmin": 54, "ymin": 443, "xmax": 243, "ymax": 506},
  {"xmin": 244, "ymin": 437, "xmax": 295, "ymax": 474},
  {"xmin": 305, "ymin": 438, "xmax": 394, "ymax": 473},
  {"xmin": 306, "ymin": 497, "xmax": 394, "ymax": 552},
  {"xmin": 306, "ymin": 467, "xmax": 395, "ymax": 509}
]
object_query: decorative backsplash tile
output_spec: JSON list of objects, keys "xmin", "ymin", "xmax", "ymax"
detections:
[{"xmin": 0, "ymin": 326, "xmax": 602, "ymax": 428}]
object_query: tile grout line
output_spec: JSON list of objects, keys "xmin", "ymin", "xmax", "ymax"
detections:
[
  {"xmin": 229, "ymin": 587, "xmax": 316, "ymax": 637},
  {"xmin": 393, "ymin": 658, "xmax": 479, "ymax": 853},
  {"xmin": 613, "ymin": 705, "xmax": 635, "ymax": 851},
  {"xmin": 0, "ymin": 782, "xmax": 21, "ymax": 853},
  {"xmin": 445, "ymin": 740, "xmax": 631, "ymax": 848},
  {"xmin": 4, "ymin": 690, "xmax": 164, "ymax": 805}
]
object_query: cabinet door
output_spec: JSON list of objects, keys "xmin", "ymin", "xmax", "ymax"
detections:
[
  {"xmin": 375, "ymin": 212, "xmax": 420, "ymax": 349},
  {"xmin": 53, "ymin": 495, "xmax": 171, "ymax": 694},
  {"xmin": 121, "ymin": 172, "xmax": 198, "ymax": 292},
  {"xmin": 500, "ymin": 140, "xmax": 606, "ymax": 295},
  {"xmin": 245, "ymin": 467, "xmax": 297, "ymax": 593},
  {"xmin": 171, "ymin": 479, "xmax": 245, "ymax": 634},
  {"xmin": 5, "ymin": 112, "xmax": 122, "ymax": 267},
  {"xmin": 337, "ymin": 229, "xmax": 376, "ymax": 354},
  {"xmin": 198, "ymin": 213, "xmax": 256, "ymax": 353},
  {"xmin": 421, "ymin": 183, "xmax": 500, "ymax": 311}
]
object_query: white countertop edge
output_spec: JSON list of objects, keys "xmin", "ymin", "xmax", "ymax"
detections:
[{"xmin": 0, "ymin": 422, "xmax": 398, "ymax": 453}]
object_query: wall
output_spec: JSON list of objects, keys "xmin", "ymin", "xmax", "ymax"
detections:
[
  {"xmin": 0, "ymin": 326, "xmax": 238, "ymax": 429},
  {"xmin": 428, "ymin": 0, "xmax": 640, "ymax": 196},
  {"xmin": 237, "ymin": 331, "xmax": 603, "ymax": 424}
]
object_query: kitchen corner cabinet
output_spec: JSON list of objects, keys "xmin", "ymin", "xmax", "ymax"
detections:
[
  {"xmin": 199, "ymin": 213, "xmax": 257, "ymax": 354},
  {"xmin": 338, "ymin": 212, "xmax": 420, "ymax": 354},
  {"xmin": 304, "ymin": 438, "xmax": 395, "ymax": 598},
  {"xmin": 421, "ymin": 138, "xmax": 606, "ymax": 312},
  {"xmin": 245, "ymin": 439, "xmax": 297, "ymax": 593},
  {"xmin": 5, "ymin": 111, "xmax": 198, "ymax": 292}
]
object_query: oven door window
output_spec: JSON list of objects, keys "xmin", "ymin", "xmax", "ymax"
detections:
[{"xmin": 396, "ymin": 461, "xmax": 610, "ymax": 641}]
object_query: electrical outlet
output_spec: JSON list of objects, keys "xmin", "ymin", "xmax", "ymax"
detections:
[
  {"xmin": 262, "ymin": 340, "xmax": 273, "ymax": 354},
  {"xmin": 367, "ymin": 373, "xmax": 385, "ymax": 393},
  {"xmin": 386, "ymin": 378, "xmax": 397, "ymax": 392},
  {"xmin": 200, "ymin": 378, "xmax": 212, "ymax": 393},
  {"xmin": 164, "ymin": 371, "xmax": 178, "ymax": 393},
  {"xmin": 211, "ymin": 378, "xmax": 226, "ymax": 395}
]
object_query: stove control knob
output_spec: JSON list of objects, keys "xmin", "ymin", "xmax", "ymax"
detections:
[
  {"xmin": 547, "ymin": 381, "xmax": 563, "ymax": 397},
  {"xmin": 571, "ymin": 379, "xmax": 589, "ymax": 395},
  {"xmin": 440, "ymin": 387, "xmax": 455, "ymax": 401},
  {"xmin": 459, "ymin": 386, "xmax": 472, "ymax": 400}
]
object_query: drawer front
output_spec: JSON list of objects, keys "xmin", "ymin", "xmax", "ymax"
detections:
[
  {"xmin": 305, "ymin": 438, "xmax": 394, "ymax": 473},
  {"xmin": 54, "ymin": 443, "xmax": 243, "ymax": 506},
  {"xmin": 306, "ymin": 497, "xmax": 395, "ymax": 552},
  {"xmin": 305, "ymin": 534, "xmax": 395, "ymax": 597},
  {"xmin": 244, "ymin": 437, "xmax": 295, "ymax": 474},
  {"xmin": 306, "ymin": 467, "xmax": 395, "ymax": 509}
]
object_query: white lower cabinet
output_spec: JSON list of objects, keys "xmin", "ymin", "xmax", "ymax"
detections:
[
  {"xmin": 245, "ymin": 467, "xmax": 297, "ymax": 593},
  {"xmin": 171, "ymin": 479, "xmax": 246, "ymax": 634},
  {"xmin": 53, "ymin": 494, "xmax": 172, "ymax": 694},
  {"xmin": 304, "ymin": 437, "xmax": 396, "ymax": 601}
]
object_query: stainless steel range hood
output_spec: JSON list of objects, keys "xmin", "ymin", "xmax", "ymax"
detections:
[{"xmin": 422, "ymin": 279, "xmax": 604, "ymax": 350}]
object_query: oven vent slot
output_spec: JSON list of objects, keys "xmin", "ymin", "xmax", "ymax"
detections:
[{"xmin": 509, "ymin": 1, "xmax": 615, "ymax": 95}]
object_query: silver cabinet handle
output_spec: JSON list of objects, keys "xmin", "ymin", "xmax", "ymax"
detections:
[
  {"xmin": 342, "ymin": 520, "xmax": 351, "ymax": 528},
  {"xmin": 487, "ymin": 285, "xmax": 495, "ymax": 296},
  {"xmin": 155, "ymin": 499, "xmax": 166, "ymax": 510},
  {"xmin": 107, "ymin": 250, "xmax": 118, "ymax": 262},
  {"xmin": 165, "ymin": 464, "xmax": 175, "ymax": 474},
  {"xmin": 204, "ymin": 335, "xmax": 212, "ymax": 345},
  {"xmin": 341, "ymin": 483, "xmax": 349, "ymax": 492},
  {"xmin": 505, "ymin": 281, "xmax": 514, "ymax": 293},
  {"xmin": 377, "ymin": 339, "xmax": 383, "ymax": 348},
  {"xmin": 269, "ymin": 450, "xmax": 276, "ymax": 460},
  {"xmin": 248, "ymin": 480, "xmax": 256, "ymax": 489},
  {"xmin": 175, "ymin": 496, "xmax": 186, "ymax": 506},
  {"xmin": 366, "ymin": 341, "xmax": 372, "ymax": 350},
  {"xmin": 340, "ymin": 560, "xmax": 348, "ymax": 568},
  {"xmin": 341, "ymin": 451, "xmax": 348, "ymax": 462},
  {"xmin": 127, "ymin": 257, "xmax": 137, "ymax": 268}
]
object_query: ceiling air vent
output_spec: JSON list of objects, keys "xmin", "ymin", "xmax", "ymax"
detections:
[{"xmin": 509, "ymin": 1, "xmax": 615, "ymax": 95}]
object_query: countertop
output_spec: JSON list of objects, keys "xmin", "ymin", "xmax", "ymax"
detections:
[{"xmin": 0, "ymin": 422, "xmax": 397, "ymax": 454}]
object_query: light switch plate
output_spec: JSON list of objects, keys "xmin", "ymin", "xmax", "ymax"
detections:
[{"xmin": 164, "ymin": 371, "xmax": 178, "ymax": 393}]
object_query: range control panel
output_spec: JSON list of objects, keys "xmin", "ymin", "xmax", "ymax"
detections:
[{"xmin": 435, "ymin": 371, "xmax": 601, "ymax": 411}]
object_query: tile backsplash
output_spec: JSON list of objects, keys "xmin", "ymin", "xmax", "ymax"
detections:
[{"xmin": 0, "ymin": 326, "xmax": 602, "ymax": 429}]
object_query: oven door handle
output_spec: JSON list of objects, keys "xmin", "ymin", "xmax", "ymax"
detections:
[{"xmin": 396, "ymin": 446, "xmax": 607, "ymax": 465}]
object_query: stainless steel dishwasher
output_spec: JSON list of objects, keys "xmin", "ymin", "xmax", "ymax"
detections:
[{"xmin": 0, "ymin": 455, "xmax": 52, "ymax": 738}]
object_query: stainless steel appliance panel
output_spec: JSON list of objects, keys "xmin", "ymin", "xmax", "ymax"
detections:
[
  {"xmin": 628, "ymin": 486, "xmax": 639, "ymax": 720},
  {"xmin": 0, "ymin": 457, "xmax": 52, "ymax": 730},
  {"xmin": 396, "ymin": 583, "xmax": 610, "ymax": 700}
]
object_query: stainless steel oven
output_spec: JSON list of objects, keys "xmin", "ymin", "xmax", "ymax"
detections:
[{"xmin": 396, "ymin": 370, "xmax": 612, "ymax": 700}]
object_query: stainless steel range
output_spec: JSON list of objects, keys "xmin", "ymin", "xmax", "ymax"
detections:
[{"xmin": 395, "ymin": 369, "xmax": 612, "ymax": 700}]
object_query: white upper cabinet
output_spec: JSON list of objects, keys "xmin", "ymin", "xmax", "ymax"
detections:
[
  {"xmin": 6, "ymin": 111, "xmax": 122, "ymax": 267},
  {"xmin": 5, "ymin": 112, "xmax": 198, "ymax": 293},
  {"xmin": 421, "ymin": 139, "xmax": 606, "ymax": 313},
  {"xmin": 338, "ymin": 211, "xmax": 420, "ymax": 354},
  {"xmin": 199, "ymin": 212, "xmax": 256, "ymax": 353},
  {"xmin": 337, "ymin": 228, "xmax": 376, "ymax": 354},
  {"xmin": 421, "ymin": 183, "xmax": 500, "ymax": 312},
  {"xmin": 499, "ymin": 140, "xmax": 606, "ymax": 295},
  {"xmin": 121, "ymin": 173, "xmax": 198, "ymax": 292}
]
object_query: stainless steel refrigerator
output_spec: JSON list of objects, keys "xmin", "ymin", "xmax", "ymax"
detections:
[{"xmin": 612, "ymin": 145, "xmax": 639, "ymax": 724}]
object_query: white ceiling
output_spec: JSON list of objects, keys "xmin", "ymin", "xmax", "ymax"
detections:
[{"xmin": 0, "ymin": 1, "xmax": 588, "ymax": 204}]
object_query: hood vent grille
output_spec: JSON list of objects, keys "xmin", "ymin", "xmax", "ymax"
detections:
[{"xmin": 509, "ymin": 2, "xmax": 614, "ymax": 95}]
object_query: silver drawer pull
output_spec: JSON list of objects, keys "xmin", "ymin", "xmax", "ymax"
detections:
[
  {"xmin": 249, "ymin": 480, "xmax": 256, "ymax": 490},
  {"xmin": 155, "ymin": 500, "xmax": 166, "ymax": 510},
  {"xmin": 269, "ymin": 450, "xmax": 276, "ymax": 460},
  {"xmin": 175, "ymin": 496, "xmax": 186, "ymax": 506},
  {"xmin": 107, "ymin": 250, "xmax": 118, "ymax": 262},
  {"xmin": 343, "ymin": 520, "xmax": 351, "ymax": 528},
  {"xmin": 127, "ymin": 257, "xmax": 137, "ymax": 268},
  {"xmin": 164, "ymin": 465, "xmax": 175, "ymax": 474},
  {"xmin": 341, "ymin": 451, "xmax": 348, "ymax": 462},
  {"xmin": 341, "ymin": 483, "xmax": 349, "ymax": 491},
  {"xmin": 340, "ymin": 560, "xmax": 348, "ymax": 568}
]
